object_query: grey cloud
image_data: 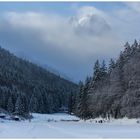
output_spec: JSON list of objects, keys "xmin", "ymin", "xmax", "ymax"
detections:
[{"xmin": 0, "ymin": 7, "xmax": 126, "ymax": 82}]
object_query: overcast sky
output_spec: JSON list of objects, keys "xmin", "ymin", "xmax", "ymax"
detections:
[{"xmin": 0, "ymin": 2, "xmax": 140, "ymax": 82}]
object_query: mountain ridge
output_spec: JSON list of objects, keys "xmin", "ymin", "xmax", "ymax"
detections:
[{"xmin": 0, "ymin": 46, "xmax": 77, "ymax": 117}]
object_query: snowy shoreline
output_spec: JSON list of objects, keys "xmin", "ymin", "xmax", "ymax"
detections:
[{"xmin": 0, "ymin": 113, "xmax": 140, "ymax": 138}]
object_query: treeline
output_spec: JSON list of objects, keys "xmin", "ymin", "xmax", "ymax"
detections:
[
  {"xmin": 0, "ymin": 46, "xmax": 77, "ymax": 118},
  {"xmin": 73, "ymin": 40, "xmax": 140, "ymax": 119}
]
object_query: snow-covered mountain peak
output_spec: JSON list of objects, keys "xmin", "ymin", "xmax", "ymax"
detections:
[{"xmin": 69, "ymin": 13, "xmax": 111, "ymax": 36}]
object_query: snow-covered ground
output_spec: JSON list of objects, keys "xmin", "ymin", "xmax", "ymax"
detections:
[{"xmin": 0, "ymin": 113, "xmax": 140, "ymax": 138}]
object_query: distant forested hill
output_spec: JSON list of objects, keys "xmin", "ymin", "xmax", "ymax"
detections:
[
  {"xmin": 0, "ymin": 46, "xmax": 77, "ymax": 117},
  {"xmin": 74, "ymin": 40, "xmax": 140, "ymax": 119}
]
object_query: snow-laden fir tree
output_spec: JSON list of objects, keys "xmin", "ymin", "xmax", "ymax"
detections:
[
  {"xmin": 75, "ymin": 40, "xmax": 140, "ymax": 119},
  {"xmin": 15, "ymin": 94, "xmax": 27, "ymax": 116}
]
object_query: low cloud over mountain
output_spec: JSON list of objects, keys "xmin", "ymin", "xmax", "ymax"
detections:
[{"xmin": 0, "ymin": 3, "xmax": 139, "ymax": 82}]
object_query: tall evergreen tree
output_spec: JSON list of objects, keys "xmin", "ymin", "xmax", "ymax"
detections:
[
  {"xmin": 100, "ymin": 60, "xmax": 107, "ymax": 79},
  {"xmin": 108, "ymin": 58, "xmax": 115, "ymax": 73},
  {"xmin": 7, "ymin": 97, "xmax": 14, "ymax": 113},
  {"xmin": 29, "ymin": 95, "xmax": 38, "ymax": 113},
  {"xmin": 68, "ymin": 92, "xmax": 73, "ymax": 114},
  {"xmin": 15, "ymin": 95, "xmax": 26, "ymax": 116},
  {"xmin": 124, "ymin": 42, "xmax": 131, "ymax": 57},
  {"xmin": 79, "ymin": 77, "xmax": 92, "ymax": 119},
  {"xmin": 75, "ymin": 81, "xmax": 84, "ymax": 116},
  {"xmin": 92, "ymin": 60, "xmax": 101, "ymax": 87}
]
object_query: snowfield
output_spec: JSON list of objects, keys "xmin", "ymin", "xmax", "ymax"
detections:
[{"xmin": 1, "ymin": 113, "xmax": 140, "ymax": 138}]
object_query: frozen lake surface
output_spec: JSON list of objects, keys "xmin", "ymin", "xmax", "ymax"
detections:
[{"xmin": 0, "ymin": 113, "xmax": 140, "ymax": 138}]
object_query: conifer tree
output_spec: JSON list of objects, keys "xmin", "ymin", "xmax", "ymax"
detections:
[
  {"xmin": 100, "ymin": 60, "xmax": 107, "ymax": 79},
  {"xmin": 29, "ymin": 95, "xmax": 38, "ymax": 113},
  {"xmin": 79, "ymin": 77, "xmax": 92, "ymax": 119},
  {"xmin": 68, "ymin": 92, "xmax": 73, "ymax": 114},
  {"xmin": 7, "ymin": 97, "xmax": 14, "ymax": 113},
  {"xmin": 108, "ymin": 58, "xmax": 115, "ymax": 73},
  {"xmin": 93, "ymin": 60, "xmax": 100, "ymax": 81},
  {"xmin": 75, "ymin": 81, "xmax": 84, "ymax": 116},
  {"xmin": 15, "ymin": 95, "xmax": 26, "ymax": 116}
]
